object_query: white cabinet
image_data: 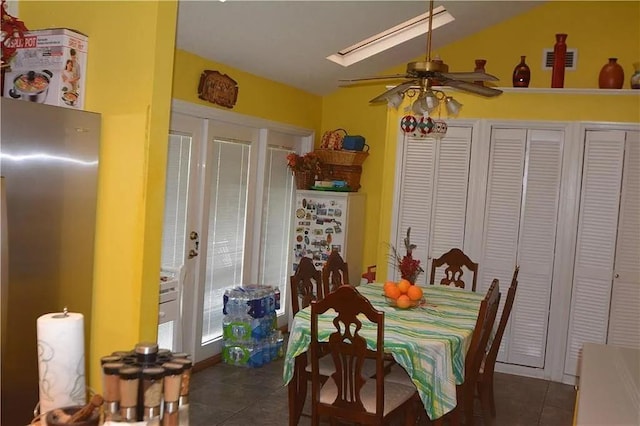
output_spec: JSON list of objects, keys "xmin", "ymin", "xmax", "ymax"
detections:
[
  {"xmin": 565, "ymin": 129, "xmax": 640, "ymax": 376},
  {"xmin": 292, "ymin": 191, "xmax": 365, "ymax": 284}
]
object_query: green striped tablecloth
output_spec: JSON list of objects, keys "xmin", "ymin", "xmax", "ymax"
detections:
[{"xmin": 282, "ymin": 282, "xmax": 483, "ymax": 420}]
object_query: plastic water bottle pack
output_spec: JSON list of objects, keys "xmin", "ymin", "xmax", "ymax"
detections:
[{"xmin": 221, "ymin": 285, "xmax": 284, "ymax": 368}]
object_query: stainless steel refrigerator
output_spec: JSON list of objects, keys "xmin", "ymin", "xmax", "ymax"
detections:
[{"xmin": 0, "ymin": 98, "xmax": 100, "ymax": 425}]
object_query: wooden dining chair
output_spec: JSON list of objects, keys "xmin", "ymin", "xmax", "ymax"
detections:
[
  {"xmin": 443, "ymin": 278, "xmax": 500, "ymax": 426},
  {"xmin": 290, "ymin": 256, "xmax": 323, "ymax": 315},
  {"xmin": 430, "ymin": 248, "xmax": 479, "ymax": 292},
  {"xmin": 309, "ymin": 285, "xmax": 420, "ymax": 426},
  {"xmin": 477, "ymin": 266, "xmax": 519, "ymax": 418},
  {"xmin": 322, "ymin": 249, "xmax": 350, "ymax": 295},
  {"xmin": 289, "ymin": 256, "xmax": 378, "ymax": 420}
]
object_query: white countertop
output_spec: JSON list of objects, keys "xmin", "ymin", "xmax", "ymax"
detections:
[{"xmin": 575, "ymin": 343, "xmax": 640, "ymax": 426}]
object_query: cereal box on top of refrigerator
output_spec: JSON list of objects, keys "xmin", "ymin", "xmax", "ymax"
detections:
[{"xmin": 3, "ymin": 28, "xmax": 88, "ymax": 109}]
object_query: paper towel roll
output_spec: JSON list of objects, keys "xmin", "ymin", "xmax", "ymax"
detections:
[{"xmin": 36, "ymin": 311, "xmax": 86, "ymax": 415}]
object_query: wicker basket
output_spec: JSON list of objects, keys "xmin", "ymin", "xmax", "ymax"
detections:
[
  {"xmin": 314, "ymin": 149, "xmax": 369, "ymax": 166},
  {"xmin": 322, "ymin": 164, "xmax": 362, "ymax": 191},
  {"xmin": 294, "ymin": 171, "xmax": 315, "ymax": 190}
]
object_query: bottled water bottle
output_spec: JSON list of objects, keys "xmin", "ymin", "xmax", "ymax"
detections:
[
  {"xmin": 276, "ymin": 330, "xmax": 285, "ymax": 359},
  {"xmin": 274, "ymin": 286, "xmax": 281, "ymax": 310}
]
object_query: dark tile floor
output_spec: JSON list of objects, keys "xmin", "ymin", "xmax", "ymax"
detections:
[{"xmin": 188, "ymin": 356, "xmax": 577, "ymax": 426}]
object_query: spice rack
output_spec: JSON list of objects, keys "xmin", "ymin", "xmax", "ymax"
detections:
[{"xmin": 100, "ymin": 342, "xmax": 192, "ymax": 425}]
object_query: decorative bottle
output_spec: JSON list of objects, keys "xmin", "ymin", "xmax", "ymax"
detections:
[
  {"xmin": 630, "ymin": 62, "xmax": 640, "ymax": 89},
  {"xmin": 512, "ymin": 56, "xmax": 530, "ymax": 88},
  {"xmin": 474, "ymin": 59, "xmax": 487, "ymax": 86},
  {"xmin": 599, "ymin": 58, "xmax": 624, "ymax": 89},
  {"xmin": 551, "ymin": 33, "xmax": 568, "ymax": 88}
]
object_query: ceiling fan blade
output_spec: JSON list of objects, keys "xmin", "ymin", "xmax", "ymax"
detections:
[
  {"xmin": 440, "ymin": 71, "xmax": 499, "ymax": 82},
  {"xmin": 444, "ymin": 79, "xmax": 503, "ymax": 97},
  {"xmin": 339, "ymin": 74, "xmax": 410, "ymax": 83},
  {"xmin": 369, "ymin": 80, "xmax": 420, "ymax": 104}
]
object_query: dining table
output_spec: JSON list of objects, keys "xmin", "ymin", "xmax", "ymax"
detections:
[{"xmin": 282, "ymin": 282, "xmax": 484, "ymax": 424}]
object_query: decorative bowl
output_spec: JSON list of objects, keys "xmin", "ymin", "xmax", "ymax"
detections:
[{"xmin": 383, "ymin": 296, "xmax": 425, "ymax": 309}]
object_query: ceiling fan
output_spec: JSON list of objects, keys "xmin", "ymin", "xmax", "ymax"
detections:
[{"xmin": 340, "ymin": 0, "xmax": 502, "ymax": 115}]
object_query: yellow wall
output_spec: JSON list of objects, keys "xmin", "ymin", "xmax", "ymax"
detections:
[
  {"xmin": 172, "ymin": 49, "xmax": 322, "ymax": 133},
  {"xmin": 13, "ymin": 2, "xmax": 178, "ymax": 416},
  {"xmin": 322, "ymin": 1, "xmax": 640, "ymax": 280}
]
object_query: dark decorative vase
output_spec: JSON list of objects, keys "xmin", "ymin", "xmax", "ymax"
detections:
[
  {"xmin": 599, "ymin": 58, "xmax": 624, "ymax": 89},
  {"xmin": 474, "ymin": 59, "xmax": 487, "ymax": 86},
  {"xmin": 551, "ymin": 33, "xmax": 568, "ymax": 88},
  {"xmin": 512, "ymin": 56, "xmax": 530, "ymax": 87}
]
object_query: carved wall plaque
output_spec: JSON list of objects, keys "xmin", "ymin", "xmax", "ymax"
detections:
[{"xmin": 198, "ymin": 70, "xmax": 238, "ymax": 108}]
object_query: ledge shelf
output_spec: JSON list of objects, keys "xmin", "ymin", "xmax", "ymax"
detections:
[{"xmin": 497, "ymin": 87, "xmax": 639, "ymax": 95}]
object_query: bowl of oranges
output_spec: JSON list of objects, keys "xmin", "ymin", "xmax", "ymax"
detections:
[{"xmin": 383, "ymin": 279, "xmax": 425, "ymax": 309}]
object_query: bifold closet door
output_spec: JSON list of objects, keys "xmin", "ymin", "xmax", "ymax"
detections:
[
  {"xmin": 480, "ymin": 127, "xmax": 563, "ymax": 368},
  {"xmin": 564, "ymin": 130, "xmax": 626, "ymax": 376},
  {"xmin": 607, "ymin": 130, "xmax": 640, "ymax": 349},
  {"xmin": 394, "ymin": 126, "xmax": 472, "ymax": 285}
]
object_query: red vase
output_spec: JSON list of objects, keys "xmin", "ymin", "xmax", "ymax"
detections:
[
  {"xmin": 551, "ymin": 33, "xmax": 567, "ymax": 88},
  {"xmin": 599, "ymin": 58, "xmax": 625, "ymax": 89},
  {"xmin": 474, "ymin": 59, "xmax": 487, "ymax": 86},
  {"xmin": 512, "ymin": 56, "xmax": 530, "ymax": 87}
]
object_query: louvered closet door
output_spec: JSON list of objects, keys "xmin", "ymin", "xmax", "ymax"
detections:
[
  {"xmin": 429, "ymin": 127, "xmax": 473, "ymax": 281},
  {"xmin": 564, "ymin": 130, "xmax": 626, "ymax": 376},
  {"xmin": 395, "ymin": 126, "xmax": 472, "ymax": 286},
  {"xmin": 480, "ymin": 128, "xmax": 563, "ymax": 368},
  {"xmin": 479, "ymin": 128, "xmax": 525, "ymax": 304},
  {"xmin": 509, "ymin": 129, "xmax": 563, "ymax": 367},
  {"xmin": 608, "ymin": 130, "xmax": 640, "ymax": 349}
]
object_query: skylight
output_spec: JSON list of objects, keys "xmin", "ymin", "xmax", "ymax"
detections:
[{"xmin": 326, "ymin": 6, "xmax": 454, "ymax": 67}]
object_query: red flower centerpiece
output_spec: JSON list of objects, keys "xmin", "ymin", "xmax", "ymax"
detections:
[{"xmin": 388, "ymin": 227, "xmax": 424, "ymax": 284}]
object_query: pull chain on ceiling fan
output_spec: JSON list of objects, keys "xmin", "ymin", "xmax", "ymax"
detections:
[{"xmin": 340, "ymin": 0, "xmax": 502, "ymax": 117}]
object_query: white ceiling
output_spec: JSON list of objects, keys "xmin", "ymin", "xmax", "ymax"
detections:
[{"xmin": 176, "ymin": 1, "xmax": 545, "ymax": 96}]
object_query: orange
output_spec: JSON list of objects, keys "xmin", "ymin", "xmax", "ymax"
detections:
[
  {"xmin": 383, "ymin": 281, "xmax": 396, "ymax": 292},
  {"xmin": 407, "ymin": 285, "xmax": 424, "ymax": 301},
  {"xmin": 396, "ymin": 294, "xmax": 412, "ymax": 309},
  {"xmin": 397, "ymin": 279, "xmax": 411, "ymax": 294},
  {"xmin": 384, "ymin": 284, "xmax": 401, "ymax": 300}
]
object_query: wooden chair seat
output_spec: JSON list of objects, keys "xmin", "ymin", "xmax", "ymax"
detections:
[{"xmin": 319, "ymin": 377, "xmax": 418, "ymax": 417}]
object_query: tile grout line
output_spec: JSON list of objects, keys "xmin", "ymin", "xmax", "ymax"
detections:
[{"xmin": 537, "ymin": 381, "xmax": 550, "ymax": 426}]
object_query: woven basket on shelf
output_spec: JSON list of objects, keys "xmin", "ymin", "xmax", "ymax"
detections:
[
  {"xmin": 314, "ymin": 149, "xmax": 369, "ymax": 166},
  {"xmin": 321, "ymin": 164, "xmax": 363, "ymax": 191}
]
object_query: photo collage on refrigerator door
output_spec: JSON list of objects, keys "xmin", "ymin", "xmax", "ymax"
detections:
[{"xmin": 293, "ymin": 196, "xmax": 345, "ymax": 272}]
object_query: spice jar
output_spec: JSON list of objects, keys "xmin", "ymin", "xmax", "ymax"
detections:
[
  {"xmin": 142, "ymin": 366, "xmax": 165, "ymax": 420},
  {"xmin": 119, "ymin": 366, "xmax": 141, "ymax": 422},
  {"xmin": 101, "ymin": 355, "xmax": 122, "ymax": 365},
  {"xmin": 162, "ymin": 362, "xmax": 183, "ymax": 423},
  {"xmin": 170, "ymin": 358, "xmax": 193, "ymax": 406},
  {"xmin": 135, "ymin": 341, "xmax": 159, "ymax": 366},
  {"xmin": 170, "ymin": 352, "xmax": 190, "ymax": 359},
  {"xmin": 102, "ymin": 362, "xmax": 124, "ymax": 420}
]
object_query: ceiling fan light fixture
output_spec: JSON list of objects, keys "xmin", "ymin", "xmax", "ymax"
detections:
[
  {"xmin": 445, "ymin": 96, "xmax": 463, "ymax": 116},
  {"xmin": 423, "ymin": 90, "xmax": 440, "ymax": 113}
]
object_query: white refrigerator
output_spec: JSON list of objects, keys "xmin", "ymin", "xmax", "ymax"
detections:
[{"xmin": 292, "ymin": 190, "xmax": 365, "ymax": 285}]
